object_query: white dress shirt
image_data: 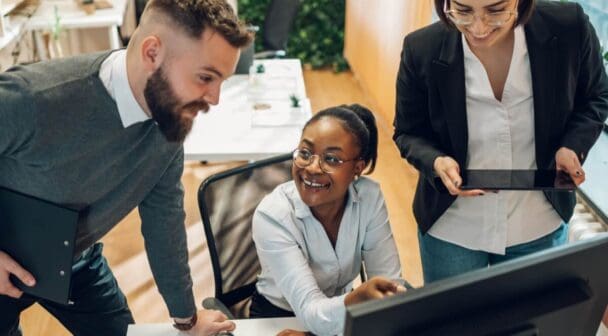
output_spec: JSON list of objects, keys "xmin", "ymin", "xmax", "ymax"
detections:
[
  {"xmin": 99, "ymin": 49, "xmax": 151, "ymax": 128},
  {"xmin": 253, "ymin": 177, "xmax": 401, "ymax": 336},
  {"xmin": 428, "ymin": 26, "xmax": 562, "ymax": 254}
]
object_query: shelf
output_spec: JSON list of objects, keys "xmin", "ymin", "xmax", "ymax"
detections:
[
  {"xmin": 0, "ymin": 9, "xmax": 28, "ymax": 49},
  {"xmin": 1, "ymin": 0, "xmax": 38, "ymax": 49},
  {"xmin": 1, "ymin": 0, "xmax": 24, "ymax": 16}
]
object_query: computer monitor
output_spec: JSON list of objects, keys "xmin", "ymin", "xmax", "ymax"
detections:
[{"xmin": 344, "ymin": 234, "xmax": 608, "ymax": 336}]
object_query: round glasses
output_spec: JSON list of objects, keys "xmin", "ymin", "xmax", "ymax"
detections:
[
  {"xmin": 445, "ymin": 9, "xmax": 518, "ymax": 27},
  {"xmin": 292, "ymin": 148, "xmax": 361, "ymax": 174}
]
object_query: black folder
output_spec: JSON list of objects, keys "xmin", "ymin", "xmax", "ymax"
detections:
[{"xmin": 0, "ymin": 187, "xmax": 79, "ymax": 304}]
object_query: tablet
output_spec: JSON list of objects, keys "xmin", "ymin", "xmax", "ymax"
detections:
[{"xmin": 460, "ymin": 169, "xmax": 576, "ymax": 191}]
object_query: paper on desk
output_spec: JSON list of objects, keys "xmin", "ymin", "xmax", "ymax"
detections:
[
  {"xmin": 248, "ymin": 75, "xmax": 301, "ymax": 101},
  {"xmin": 250, "ymin": 99, "xmax": 310, "ymax": 127}
]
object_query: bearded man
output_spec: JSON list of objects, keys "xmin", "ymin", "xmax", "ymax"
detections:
[{"xmin": 0, "ymin": 1, "xmax": 252, "ymax": 335}]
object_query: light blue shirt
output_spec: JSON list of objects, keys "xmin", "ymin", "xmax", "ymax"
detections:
[{"xmin": 252, "ymin": 176, "xmax": 401, "ymax": 336}]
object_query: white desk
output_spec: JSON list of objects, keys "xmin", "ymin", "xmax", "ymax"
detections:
[
  {"xmin": 127, "ymin": 317, "xmax": 305, "ymax": 336},
  {"xmin": 184, "ymin": 59, "xmax": 311, "ymax": 162},
  {"xmin": 27, "ymin": 0, "xmax": 128, "ymax": 58}
]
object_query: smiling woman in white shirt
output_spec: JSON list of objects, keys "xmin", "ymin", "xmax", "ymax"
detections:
[
  {"xmin": 251, "ymin": 104, "xmax": 404, "ymax": 336},
  {"xmin": 394, "ymin": 0, "xmax": 608, "ymax": 283}
]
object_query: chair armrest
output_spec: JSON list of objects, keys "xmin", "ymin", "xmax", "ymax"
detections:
[{"xmin": 202, "ymin": 297, "xmax": 236, "ymax": 320}]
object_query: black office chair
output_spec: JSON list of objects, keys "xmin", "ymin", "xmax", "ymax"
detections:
[
  {"xmin": 257, "ymin": 0, "xmax": 300, "ymax": 58},
  {"xmin": 235, "ymin": 0, "xmax": 300, "ymax": 74},
  {"xmin": 135, "ymin": 0, "xmax": 148, "ymax": 25},
  {"xmin": 199, "ymin": 153, "xmax": 293, "ymax": 319}
]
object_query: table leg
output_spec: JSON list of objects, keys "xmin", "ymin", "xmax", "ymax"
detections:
[
  {"xmin": 32, "ymin": 30, "xmax": 48, "ymax": 61},
  {"xmin": 67, "ymin": 29, "xmax": 80, "ymax": 55},
  {"xmin": 109, "ymin": 25, "xmax": 121, "ymax": 50}
]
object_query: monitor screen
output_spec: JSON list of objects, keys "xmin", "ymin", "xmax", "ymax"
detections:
[{"xmin": 345, "ymin": 235, "xmax": 608, "ymax": 336}]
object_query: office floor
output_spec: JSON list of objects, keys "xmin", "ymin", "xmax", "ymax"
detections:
[{"xmin": 19, "ymin": 68, "xmax": 422, "ymax": 335}]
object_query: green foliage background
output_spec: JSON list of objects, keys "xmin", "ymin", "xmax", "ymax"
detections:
[{"xmin": 237, "ymin": 0, "xmax": 349, "ymax": 72}]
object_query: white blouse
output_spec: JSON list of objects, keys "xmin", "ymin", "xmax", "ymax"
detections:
[
  {"xmin": 253, "ymin": 177, "xmax": 401, "ymax": 335},
  {"xmin": 428, "ymin": 26, "xmax": 562, "ymax": 254}
]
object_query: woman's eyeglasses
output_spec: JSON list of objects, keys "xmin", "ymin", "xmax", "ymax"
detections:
[
  {"xmin": 445, "ymin": 10, "xmax": 517, "ymax": 27},
  {"xmin": 292, "ymin": 148, "xmax": 361, "ymax": 174},
  {"xmin": 443, "ymin": 1, "xmax": 518, "ymax": 27}
]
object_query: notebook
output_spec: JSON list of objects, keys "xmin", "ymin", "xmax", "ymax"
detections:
[{"xmin": 0, "ymin": 187, "xmax": 80, "ymax": 304}]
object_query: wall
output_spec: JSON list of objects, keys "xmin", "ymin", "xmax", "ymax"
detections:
[{"xmin": 344, "ymin": 0, "xmax": 433, "ymax": 125}]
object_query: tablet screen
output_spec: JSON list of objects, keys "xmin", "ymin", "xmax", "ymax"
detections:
[{"xmin": 460, "ymin": 169, "xmax": 576, "ymax": 191}]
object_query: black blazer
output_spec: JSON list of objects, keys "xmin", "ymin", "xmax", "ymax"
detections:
[{"xmin": 394, "ymin": 1, "xmax": 608, "ymax": 234}]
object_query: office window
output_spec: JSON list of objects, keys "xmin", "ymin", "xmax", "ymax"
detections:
[
  {"xmin": 569, "ymin": 1, "xmax": 608, "ymax": 127},
  {"xmin": 574, "ymin": 1, "xmax": 608, "ymax": 49},
  {"xmin": 570, "ymin": 1, "xmax": 608, "ymax": 221}
]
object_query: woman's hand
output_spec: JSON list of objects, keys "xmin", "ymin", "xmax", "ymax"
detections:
[
  {"xmin": 555, "ymin": 147, "xmax": 585, "ymax": 186},
  {"xmin": 344, "ymin": 277, "xmax": 407, "ymax": 306},
  {"xmin": 433, "ymin": 156, "xmax": 485, "ymax": 196}
]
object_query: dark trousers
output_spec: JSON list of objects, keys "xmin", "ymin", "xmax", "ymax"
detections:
[
  {"xmin": 0, "ymin": 243, "xmax": 134, "ymax": 336},
  {"xmin": 249, "ymin": 290, "xmax": 295, "ymax": 318}
]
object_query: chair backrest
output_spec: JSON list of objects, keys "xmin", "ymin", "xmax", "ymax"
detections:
[
  {"xmin": 262, "ymin": 0, "xmax": 300, "ymax": 51},
  {"xmin": 198, "ymin": 154, "xmax": 293, "ymax": 318},
  {"xmin": 235, "ymin": 39, "xmax": 255, "ymax": 74}
]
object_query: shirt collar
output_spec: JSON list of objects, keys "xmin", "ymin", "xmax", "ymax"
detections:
[
  {"xmin": 292, "ymin": 180, "xmax": 362, "ymax": 219},
  {"xmin": 99, "ymin": 49, "xmax": 151, "ymax": 128}
]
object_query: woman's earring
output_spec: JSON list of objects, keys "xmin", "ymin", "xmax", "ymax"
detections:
[{"xmin": 354, "ymin": 174, "xmax": 360, "ymax": 181}]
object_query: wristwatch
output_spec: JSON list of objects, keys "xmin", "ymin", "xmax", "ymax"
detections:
[{"xmin": 172, "ymin": 313, "xmax": 197, "ymax": 331}]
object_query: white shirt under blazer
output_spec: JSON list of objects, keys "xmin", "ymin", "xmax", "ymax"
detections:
[{"xmin": 428, "ymin": 26, "xmax": 562, "ymax": 254}]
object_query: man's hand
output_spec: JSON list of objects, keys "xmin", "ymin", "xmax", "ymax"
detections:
[
  {"xmin": 433, "ymin": 156, "xmax": 485, "ymax": 196},
  {"xmin": 0, "ymin": 250, "xmax": 35, "ymax": 299},
  {"xmin": 555, "ymin": 147, "xmax": 585, "ymax": 186},
  {"xmin": 182, "ymin": 309, "xmax": 235, "ymax": 336},
  {"xmin": 344, "ymin": 277, "xmax": 407, "ymax": 306}
]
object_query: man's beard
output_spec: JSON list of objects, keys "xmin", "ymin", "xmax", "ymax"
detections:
[{"xmin": 144, "ymin": 65, "xmax": 210, "ymax": 142}]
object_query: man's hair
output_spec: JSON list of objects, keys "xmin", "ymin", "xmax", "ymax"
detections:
[
  {"xmin": 434, "ymin": 0, "xmax": 536, "ymax": 29},
  {"xmin": 142, "ymin": 0, "xmax": 252, "ymax": 48}
]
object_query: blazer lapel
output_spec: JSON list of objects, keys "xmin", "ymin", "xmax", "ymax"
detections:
[
  {"xmin": 432, "ymin": 29, "xmax": 468, "ymax": 166},
  {"xmin": 525, "ymin": 13, "xmax": 558, "ymax": 168}
]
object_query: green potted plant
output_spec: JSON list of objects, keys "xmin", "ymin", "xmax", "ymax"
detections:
[{"xmin": 81, "ymin": 0, "xmax": 96, "ymax": 15}]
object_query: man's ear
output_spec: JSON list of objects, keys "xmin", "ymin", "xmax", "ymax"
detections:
[{"xmin": 140, "ymin": 35, "xmax": 163, "ymax": 73}]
